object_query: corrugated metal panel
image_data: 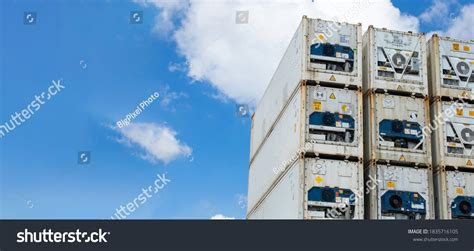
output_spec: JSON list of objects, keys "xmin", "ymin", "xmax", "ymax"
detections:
[
  {"xmin": 363, "ymin": 26, "xmax": 428, "ymax": 95},
  {"xmin": 427, "ymin": 35, "xmax": 474, "ymax": 99},
  {"xmin": 364, "ymin": 92, "xmax": 431, "ymax": 164},
  {"xmin": 247, "ymin": 85, "xmax": 303, "ymax": 212},
  {"xmin": 247, "ymin": 85, "xmax": 363, "ymax": 213},
  {"xmin": 250, "ymin": 17, "xmax": 362, "ymax": 161},
  {"xmin": 434, "ymin": 169, "xmax": 474, "ymax": 219},
  {"xmin": 366, "ymin": 163, "xmax": 434, "ymax": 219},
  {"xmin": 430, "ymin": 99, "xmax": 474, "ymax": 169},
  {"xmin": 248, "ymin": 159, "xmax": 304, "ymax": 219},
  {"xmin": 249, "ymin": 18, "xmax": 305, "ymax": 161}
]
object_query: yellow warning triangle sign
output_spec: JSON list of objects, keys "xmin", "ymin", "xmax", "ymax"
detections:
[
  {"xmin": 329, "ymin": 93, "xmax": 336, "ymax": 99},
  {"xmin": 399, "ymin": 155, "xmax": 406, "ymax": 161},
  {"xmin": 329, "ymin": 75, "xmax": 336, "ymax": 81},
  {"xmin": 467, "ymin": 160, "xmax": 472, "ymax": 166}
]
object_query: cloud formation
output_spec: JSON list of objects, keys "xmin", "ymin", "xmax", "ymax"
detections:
[
  {"xmin": 211, "ymin": 214, "xmax": 235, "ymax": 220},
  {"xmin": 445, "ymin": 4, "xmax": 474, "ymax": 40},
  {"xmin": 140, "ymin": 0, "xmax": 434, "ymax": 104},
  {"xmin": 115, "ymin": 122, "xmax": 192, "ymax": 164}
]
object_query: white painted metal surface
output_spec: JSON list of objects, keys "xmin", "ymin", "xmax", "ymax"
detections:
[
  {"xmin": 248, "ymin": 86, "xmax": 303, "ymax": 212},
  {"xmin": 362, "ymin": 26, "xmax": 428, "ymax": 95},
  {"xmin": 430, "ymin": 100, "xmax": 474, "ymax": 169},
  {"xmin": 248, "ymin": 160, "xmax": 303, "ymax": 219},
  {"xmin": 247, "ymin": 85, "xmax": 363, "ymax": 212},
  {"xmin": 248, "ymin": 157, "xmax": 363, "ymax": 219},
  {"xmin": 427, "ymin": 35, "xmax": 474, "ymax": 99},
  {"xmin": 250, "ymin": 17, "xmax": 362, "ymax": 162},
  {"xmin": 434, "ymin": 170, "xmax": 474, "ymax": 219},
  {"xmin": 364, "ymin": 92, "xmax": 431, "ymax": 164},
  {"xmin": 366, "ymin": 164, "xmax": 434, "ymax": 219}
]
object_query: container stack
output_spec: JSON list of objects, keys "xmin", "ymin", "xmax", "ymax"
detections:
[
  {"xmin": 247, "ymin": 16, "xmax": 364, "ymax": 219},
  {"xmin": 427, "ymin": 35, "xmax": 474, "ymax": 219},
  {"xmin": 362, "ymin": 26, "xmax": 434, "ymax": 219}
]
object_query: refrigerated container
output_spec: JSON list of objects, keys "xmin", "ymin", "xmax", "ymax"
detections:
[
  {"xmin": 427, "ymin": 35, "xmax": 474, "ymax": 99},
  {"xmin": 363, "ymin": 91, "xmax": 431, "ymax": 164},
  {"xmin": 430, "ymin": 98, "xmax": 474, "ymax": 170},
  {"xmin": 248, "ymin": 157, "xmax": 364, "ymax": 219},
  {"xmin": 434, "ymin": 169, "xmax": 474, "ymax": 219},
  {"xmin": 250, "ymin": 16, "xmax": 362, "ymax": 161},
  {"xmin": 248, "ymin": 84, "xmax": 363, "ymax": 212},
  {"xmin": 363, "ymin": 26, "xmax": 428, "ymax": 95},
  {"xmin": 365, "ymin": 162, "xmax": 434, "ymax": 219}
]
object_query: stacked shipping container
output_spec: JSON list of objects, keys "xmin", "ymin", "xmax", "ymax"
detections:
[
  {"xmin": 427, "ymin": 35, "xmax": 474, "ymax": 219},
  {"xmin": 362, "ymin": 26, "xmax": 434, "ymax": 219},
  {"xmin": 247, "ymin": 17, "xmax": 474, "ymax": 220},
  {"xmin": 247, "ymin": 16, "xmax": 364, "ymax": 219}
]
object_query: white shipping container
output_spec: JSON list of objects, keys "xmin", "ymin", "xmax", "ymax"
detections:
[
  {"xmin": 434, "ymin": 169, "xmax": 474, "ymax": 219},
  {"xmin": 247, "ymin": 84, "xmax": 363, "ymax": 211},
  {"xmin": 363, "ymin": 26, "xmax": 428, "ymax": 95},
  {"xmin": 250, "ymin": 16, "xmax": 362, "ymax": 161},
  {"xmin": 363, "ymin": 92, "xmax": 431, "ymax": 164},
  {"xmin": 365, "ymin": 163, "xmax": 434, "ymax": 219},
  {"xmin": 427, "ymin": 35, "xmax": 474, "ymax": 99},
  {"xmin": 248, "ymin": 157, "xmax": 364, "ymax": 220},
  {"xmin": 430, "ymin": 99, "xmax": 474, "ymax": 170}
]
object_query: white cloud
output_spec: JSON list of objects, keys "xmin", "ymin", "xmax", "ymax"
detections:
[
  {"xmin": 115, "ymin": 122, "xmax": 192, "ymax": 164},
  {"xmin": 142, "ymin": 0, "xmax": 419, "ymax": 104},
  {"xmin": 168, "ymin": 61, "xmax": 188, "ymax": 73},
  {"xmin": 211, "ymin": 214, "xmax": 235, "ymax": 220},
  {"xmin": 445, "ymin": 4, "xmax": 474, "ymax": 40},
  {"xmin": 420, "ymin": 0, "xmax": 451, "ymax": 23},
  {"xmin": 158, "ymin": 85, "xmax": 188, "ymax": 111},
  {"xmin": 133, "ymin": 0, "xmax": 188, "ymax": 35}
]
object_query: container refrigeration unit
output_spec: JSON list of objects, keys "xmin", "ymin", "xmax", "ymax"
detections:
[
  {"xmin": 362, "ymin": 26, "xmax": 428, "ymax": 95},
  {"xmin": 430, "ymin": 99, "xmax": 474, "ymax": 170},
  {"xmin": 434, "ymin": 170, "xmax": 474, "ymax": 219},
  {"xmin": 363, "ymin": 93, "xmax": 431, "ymax": 164},
  {"xmin": 247, "ymin": 17, "xmax": 364, "ymax": 219},
  {"xmin": 427, "ymin": 35, "xmax": 474, "ymax": 100},
  {"xmin": 365, "ymin": 163, "xmax": 434, "ymax": 219}
]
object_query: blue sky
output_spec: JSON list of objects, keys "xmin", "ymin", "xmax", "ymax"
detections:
[{"xmin": 0, "ymin": 0, "xmax": 472, "ymax": 219}]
